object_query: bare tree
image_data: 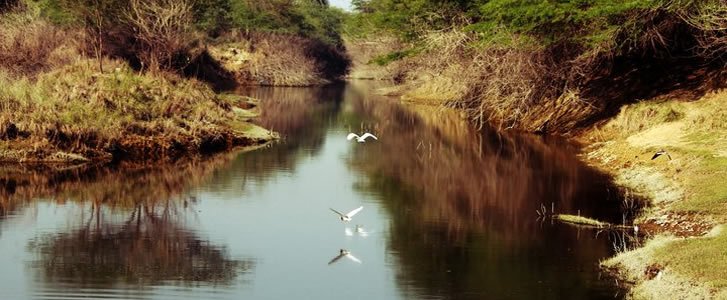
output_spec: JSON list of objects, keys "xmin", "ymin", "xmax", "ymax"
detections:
[{"xmin": 124, "ymin": 0, "xmax": 192, "ymax": 72}]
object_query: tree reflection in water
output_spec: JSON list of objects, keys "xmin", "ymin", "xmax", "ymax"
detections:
[
  {"xmin": 343, "ymin": 81, "xmax": 637, "ymax": 299},
  {"xmin": 29, "ymin": 202, "xmax": 251, "ymax": 286},
  {"xmin": 203, "ymin": 86, "xmax": 345, "ymax": 193},
  {"xmin": 0, "ymin": 156, "xmax": 253, "ymax": 288}
]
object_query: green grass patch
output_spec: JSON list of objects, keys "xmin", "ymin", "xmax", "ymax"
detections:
[
  {"xmin": 653, "ymin": 228, "xmax": 727, "ymax": 288},
  {"xmin": 369, "ymin": 47, "xmax": 421, "ymax": 66}
]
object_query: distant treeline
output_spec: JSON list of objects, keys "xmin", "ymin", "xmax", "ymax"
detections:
[
  {"xmin": 347, "ymin": 0, "xmax": 726, "ymax": 54},
  {"xmin": 0, "ymin": 0, "xmax": 346, "ymax": 72}
]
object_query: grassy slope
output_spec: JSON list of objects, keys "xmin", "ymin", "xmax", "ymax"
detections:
[
  {"xmin": 581, "ymin": 90, "xmax": 727, "ymax": 298},
  {"xmin": 0, "ymin": 59, "xmax": 274, "ymax": 163}
]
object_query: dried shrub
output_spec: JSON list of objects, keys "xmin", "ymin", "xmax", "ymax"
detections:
[
  {"xmin": 678, "ymin": 2, "xmax": 727, "ymax": 59},
  {"xmin": 209, "ymin": 31, "xmax": 349, "ymax": 86},
  {"xmin": 0, "ymin": 8, "xmax": 80, "ymax": 77},
  {"xmin": 123, "ymin": 0, "xmax": 194, "ymax": 72}
]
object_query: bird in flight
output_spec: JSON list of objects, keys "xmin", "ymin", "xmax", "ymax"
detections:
[
  {"xmin": 347, "ymin": 132, "xmax": 378, "ymax": 143},
  {"xmin": 651, "ymin": 149, "xmax": 672, "ymax": 160},
  {"xmin": 330, "ymin": 206, "xmax": 363, "ymax": 222},
  {"xmin": 328, "ymin": 249, "xmax": 362, "ymax": 265}
]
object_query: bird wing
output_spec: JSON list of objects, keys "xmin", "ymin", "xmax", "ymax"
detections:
[
  {"xmin": 360, "ymin": 133, "xmax": 378, "ymax": 140},
  {"xmin": 667, "ymin": 153, "xmax": 672, "ymax": 160},
  {"xmin": 651, "ymin": 152, "xmax": 662, "ymax": 160},
  {"xmin": 330, "ymin": 208, "xmax": 345, "ymax": 217},
  {"xmin": 345, "ymin": 206, "xmax": 363, "ymax": 218},
  {"xmin": 328, "ymin": 253, "xmax": 345, "ymax": 265},
  {"xmin": 345, "ymin": 253, "xmax": 362, "ymax": 264},
  {"xmin": 346, "ymin": 133, "xmax": 359, "ymax": 141}
]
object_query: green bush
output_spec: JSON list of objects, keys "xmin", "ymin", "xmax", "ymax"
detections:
[{"xmin": 27, "ymin": 0, "xmax": 346, "ymax": 47}]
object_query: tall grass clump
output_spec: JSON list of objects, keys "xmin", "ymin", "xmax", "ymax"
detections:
[{"xmin": 0, "ymin": 59, "xmax": 269, "ymax": 162}]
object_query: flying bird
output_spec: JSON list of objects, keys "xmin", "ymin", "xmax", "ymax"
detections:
[
  {"xmin": 651, "ymin": 149, "xmax": 672, "ymax": 160},
  {"xmin": 330, "ymin": 206, "xmax": 363, "ymax": 222},
  {"xmin": 328, "ymin": 249, "xmax": 362, "ymax": 265},
  {"xmin": 347, "ymin": 132, "xmax": 378, "ymax": 143}
]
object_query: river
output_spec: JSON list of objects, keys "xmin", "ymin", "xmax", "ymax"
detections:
[{"xmin": 0, "ymin": 81, "xmax": 633, "ymax": 299}]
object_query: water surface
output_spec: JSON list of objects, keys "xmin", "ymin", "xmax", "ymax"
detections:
[{"xmin": 0, "ymin": 82, "xmax": 629, "ymax": 299}]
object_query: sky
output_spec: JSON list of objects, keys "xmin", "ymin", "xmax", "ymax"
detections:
[{"xmin": 329, "ymin": 0, "xmax": 352, "ymax": 11}]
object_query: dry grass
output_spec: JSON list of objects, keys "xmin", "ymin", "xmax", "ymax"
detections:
[
  {"xmin": 0, "ymin": 7, "xmax": 274, "ymax": 163},
  {"xmin": 349, "ymin": 30, "xmax": 598, "ymax": 133},
  {"xmin": 0, "ymin": 59, "xmax": 273, "ymax": 163},
  {"xmin": 347, "ymin": 5, "xmax": 725, "ymax": 135},
  {"xmin": 602, "ymin": 234, "xmax": 720, "ymax": 299}
]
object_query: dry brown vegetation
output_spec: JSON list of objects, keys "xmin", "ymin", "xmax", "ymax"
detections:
[
  {"xmin": 0, "ymin": 59, "xmax": 273, "ymax": 163},
  {"xmin": 0, "ymin": 9, "xmax": 79, "ymax": 77},
  {"xmin": 122, "ymin": 0, "xmax": 194, "ymax": 72},
  {"xmin": 349, "ymin": 6, "xmax": 727, "ymax": 135},
  {"xmin": 0, "ymin": 7, "xmax": 274, "ymax": 163},
  {"xmin": 206, "ymin": 31, "xmax": 350, "ymax": 87}
]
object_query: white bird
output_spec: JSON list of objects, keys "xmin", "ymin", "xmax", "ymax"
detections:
[
  {"xmin": 328, "ymin": 249, "xmax": 362, "ymax": 265},
  {"xmin": 330, "ymin": 206, "xmax": 363, "ymax": 222},
  {"xmin": 347, "ymin": 132, "xmax": 378, "ymax": 143}
]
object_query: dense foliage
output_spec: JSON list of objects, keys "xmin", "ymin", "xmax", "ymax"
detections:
[
  {"xmin": 346, "ymin": 0, "xmax": 725, "ymax": 51},
  {"xmin": 30, "ymin": 0, "xmax": 346, "ymax": 46},
  {"xmin": 193, "ymin": 0, "xmax": 346, "ymax": 45}
]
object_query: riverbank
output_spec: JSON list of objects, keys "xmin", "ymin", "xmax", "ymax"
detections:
[
  {"xmin": 0, "ymin": 58, "xmax": 275, "ymax": 163},
  {"xmin": 579, "ymin": 90, "xmax": 727, "ymax": 298},
  {"xmin": 0, "ymin": 1, "xmax": 353, "ymax": 164}
]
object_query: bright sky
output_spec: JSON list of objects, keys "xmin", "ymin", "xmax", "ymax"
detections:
[{"xmin": 329, "ymin": 0, "xmax": 352, "ymax": 11}]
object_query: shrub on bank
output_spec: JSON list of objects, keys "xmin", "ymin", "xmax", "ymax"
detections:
[
  {"xmin": 0, "ymin": 6, "xmax": 79, "ymax": 77},
  {"xmin": 0, "ymin": 59, "xmax": 271, "ymax": 163}
]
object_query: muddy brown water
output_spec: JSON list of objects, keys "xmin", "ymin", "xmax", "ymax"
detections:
[{"xmin": 0, "ymin": 81, "xmax": 633, "ymax": 299}]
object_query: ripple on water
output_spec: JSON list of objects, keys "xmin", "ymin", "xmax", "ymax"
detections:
[{"xmin": 32, "ymin": 284, "xmax": 236, "ymax": 300}]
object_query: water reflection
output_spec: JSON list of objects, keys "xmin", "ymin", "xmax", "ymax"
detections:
[
  {"xmin": 345, "ymin": 83, "xmax": 628, "ymax": 230},
  {"xmin": 340, "ymin": 81, "xmax": 631, "ymax": 299},
  {"xmin": 0, "ymin": 157, "xmax": 253, "ymax": 298},
  {"xmin": 0, "ymin": 82, "xmax": 632, "ymax": 299},
  {"xmin": 327, "ymin": 249, "xmax": 363, "ymax": 266},
  {"xmin": 29, "ymin": 203, "xmax": 251, "ymax": 286}
]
